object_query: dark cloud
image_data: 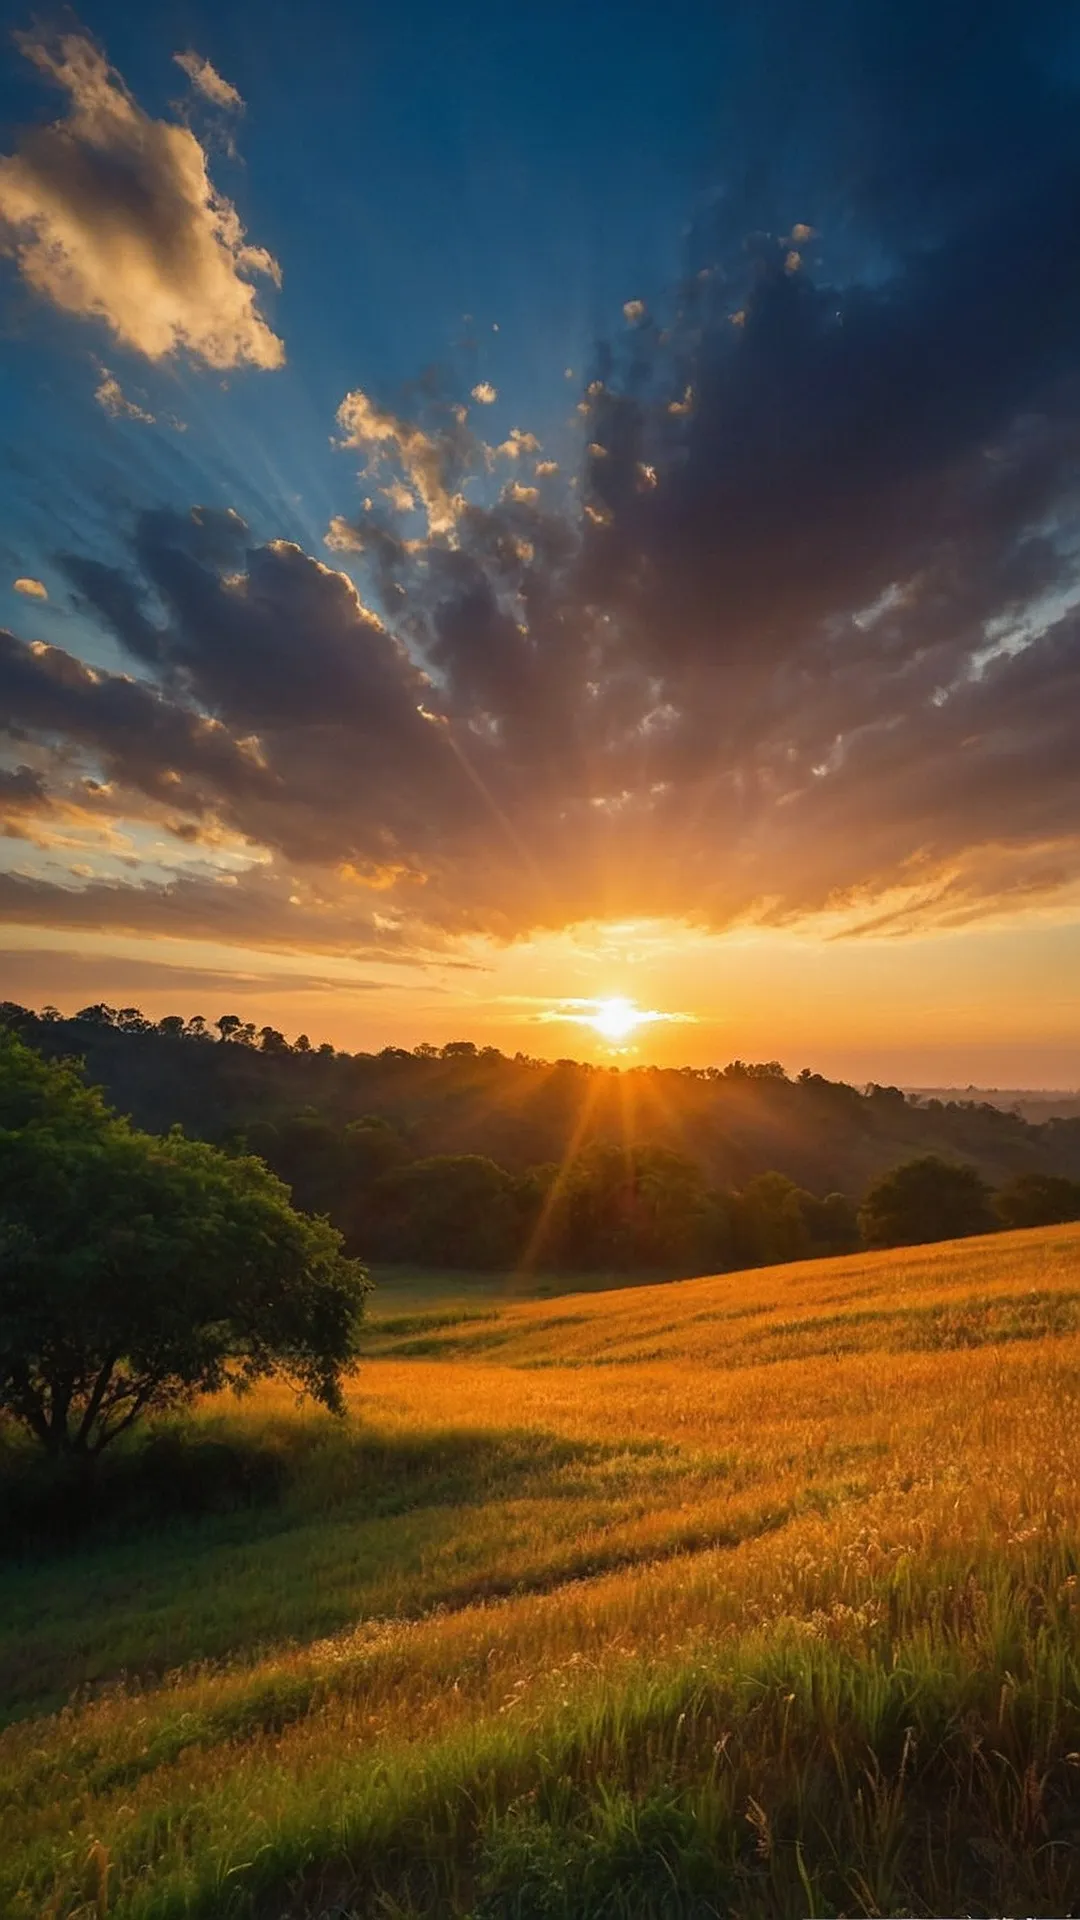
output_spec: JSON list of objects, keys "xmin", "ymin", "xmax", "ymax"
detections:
[
  {"xmin": 0, "ymin": 868, "xmax": 461, "ymax": 963},
  {"xmin": 4, "ymin": 0, "xmax": 1080, "ymax": 944},
  {"xmin": 0, "ymin": 948, "xmax": 388, "ymax": 1006}
]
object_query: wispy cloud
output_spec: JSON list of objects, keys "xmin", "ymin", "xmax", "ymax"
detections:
[{"xmin": 173, "ymin": 50, "xmax": 243, "ymax": 111}]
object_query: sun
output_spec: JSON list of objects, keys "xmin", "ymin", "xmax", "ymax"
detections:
[{"xmin": 588, "ymin": 996, "xmax": 646, "ymax": 1042}]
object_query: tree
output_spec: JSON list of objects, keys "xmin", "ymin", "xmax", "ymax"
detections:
[
  {"xmin": 0, "ymin": 1034, "xmax": 369, "ymax": 1458},
  {"xmin": 995, "ymin": 1172, "xmax": 1080, "ymax": 1230},
  {"xmin": 216, "ymin": 1013, "xmax": 242, "ymax": 1043},
  {"xmin": 859, "ymin": 1155, "xmax": 996, "ymax": 1250},
  {"xmin": 115, "ymin": 1006, "xmax": 152, "ymax": 1034},
  {"xmin": 540, "ymin": 1144, "xmax": 715, "ymax": 1271},
  {"xmin": 371, "ymin": 1153, "xmax": 518, "ymax": 1266}
]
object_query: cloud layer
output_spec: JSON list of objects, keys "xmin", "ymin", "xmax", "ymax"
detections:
[
  {"xmin": 2, "ymin": 0, "xmax": 1080, "ymax": 959},
  {"xmin": 0, "ymin": 33, "xmax": 282, "ymax": 368}
]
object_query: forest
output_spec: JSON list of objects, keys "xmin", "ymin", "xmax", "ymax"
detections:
[{"xmin": 3, "ymin": 1000, "xmax": 1079, "ymax": 1273}]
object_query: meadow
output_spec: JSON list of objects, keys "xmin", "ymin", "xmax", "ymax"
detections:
[{"xmin": 2, "ymin": 1225, "xmax": 1079, "ymax": 1918}]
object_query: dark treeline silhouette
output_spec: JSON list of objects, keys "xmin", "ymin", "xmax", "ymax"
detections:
[{"xmin": 3, "ymin": 1001, "xmax": 1080, "ymax": 1272}]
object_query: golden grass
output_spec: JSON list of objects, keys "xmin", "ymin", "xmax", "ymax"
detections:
[{"xmin": 2, "ymin": 1224, "xmax": 1079, "ymax": 1917}]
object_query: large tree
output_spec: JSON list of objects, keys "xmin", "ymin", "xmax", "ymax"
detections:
[
  {"xmin": 995, "ymin": 1172, "xmax": 1080, "ymax": 1230},
  {"xmin": 0, "ymin": 1034, "xmax": 369, "ymax": 1457},
  {"xmin": 859, "ymin": 1155, "xmax": 996, "ymax": 1250}
]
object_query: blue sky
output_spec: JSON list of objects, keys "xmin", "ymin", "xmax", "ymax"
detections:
[
  {"xmin": 0, "ymin": 0, "xmax": 726, "ymax": 613},
  {"xmin": 2, "ymin": 0, "xmax": 1080, "ymax": 1081}
]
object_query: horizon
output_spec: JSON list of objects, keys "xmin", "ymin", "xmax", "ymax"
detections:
[
  {"xmin": 8, "ymin": 996, "xmax": 1080, "ymax": 1098},
  {"xmin": 2, "ymin": 1, "xmax": 1080, "ymax": 1085}
]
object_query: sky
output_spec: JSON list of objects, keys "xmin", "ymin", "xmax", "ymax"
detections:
[{"xmin": 1, "ymin": 0, "xmax": 1080, "ymax": 1084}]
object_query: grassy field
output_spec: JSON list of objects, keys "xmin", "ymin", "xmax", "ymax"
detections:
[{"xmin": 2, "ymin": 1225, "xmax": 1080, "ymax": 1917}]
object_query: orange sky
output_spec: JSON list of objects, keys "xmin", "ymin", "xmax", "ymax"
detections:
[
  {"xmin": 3, "ymin": 910, "xmax": 1079, "ymax": 1087},
  {"xmin": 3, "ymin": 21, "xmax": 1080, "ymax": 1092}
]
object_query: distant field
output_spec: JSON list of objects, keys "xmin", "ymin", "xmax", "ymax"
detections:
[
  {"xmin": 2, "ymin": 1225, "xmax": 1080, "ymax": 1917},
  {"xmin": 364, "ymin": 1261, "xmax": 687, "ymax": 1317}
]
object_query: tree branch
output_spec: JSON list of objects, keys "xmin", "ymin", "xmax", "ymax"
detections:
[{"xmin": 73, "ymin": 1350, "xmax": 121, "ymax": 1451}]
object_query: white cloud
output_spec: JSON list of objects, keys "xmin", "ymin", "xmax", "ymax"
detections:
[
  {"xmin": 622, "ymin": 298, "xmax": 646, "ymax": 323},
  {"xmin": 471, "ymin": 382, "xmax": 497, "ymax": 404},
  {"xmin": 336, "ymin": 389, "xmax": 464, "ymax": 536},
  {"xmin": 95, "ymin": 369, "xmax": 155, "ymax": 422},
  {"xmin": 13, "ymin": 577, "xmax": 48, "ymax": 599},
  {"xmin": 324, "ymin": 516, "xmax": 363, "ymax": 552},
  {"xmin": 496, "ymin": 427, "xmax": 540, "ymax": 460},
  {"xmin": 0, "ymin": 33, "xmax": 283, "ymax": 370},
  {"xmin": 173, "ymin": 50, "xmax": 243, "ymax": 111}
]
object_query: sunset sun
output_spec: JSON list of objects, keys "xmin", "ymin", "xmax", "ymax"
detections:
[{"xmin": 588, "ymin": 997, "xmax": 647, "ymax": 1042}]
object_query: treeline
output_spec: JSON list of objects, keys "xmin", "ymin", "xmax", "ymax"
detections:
[
  {"xmin": 242, "ymin": 1110, "xmax": 1080, "ymax": 1272},
  {"xmin": 2, "ymin": 1001, "xmax": 1080, "ymax": 1273},
  {"xmin": 245, "ymin": 1117, "xmax": 864, "ymax": 1270},
  {"xmin": 4, "ymin": 1002, "xmax": 1079, "ymax": 1204}
]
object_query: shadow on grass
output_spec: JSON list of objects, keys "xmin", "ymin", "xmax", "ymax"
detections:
[
  {"xmin": 0, "ymin": 1430, "xmax": 288, "ymax": 1559},
  {"xmin": 0, "ymin": 1416, "xmax": 669, "ymax": 1561},
  {"xmin": 0, "ymin": 1419, "xmax": 683, "ymax": 1720}
]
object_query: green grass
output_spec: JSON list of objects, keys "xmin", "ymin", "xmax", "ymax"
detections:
[
  {"xmin": 2, "ymin": 1225, "xmax": 1080, "ymax": 1916},
  {"xmin": 364, "ymin": 1262, "xmax": 693, "ymax": 1317}
]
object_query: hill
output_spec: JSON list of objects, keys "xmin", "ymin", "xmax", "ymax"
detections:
[
  {"xmin": 5, "ymin": 1000, "xmax": 1080, "ymax": 1205},
  {"xmin": 3, "ymin": 1224, "xmax": 1079, "ymax": 1916}
]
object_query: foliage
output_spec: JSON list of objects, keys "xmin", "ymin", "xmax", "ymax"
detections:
[
  {"xmin": 0, "ymin": 1033, "xmax": 369, "ymax": 1456},
  {"xmin": 5, "ymin": 998, "xmax": 1079, "ymax": 1211},
  {"xmin": 371, "ymin": 1153, "xmax": 522, "ymax": 1267},
  {"xmin": 858, "ymin": 1153, "xmax": 996, "ymax": 1248},
  {"xmin": 536, "ymin": 1144, "xmax": 718, "ymax": 1271},
  {"xmin": 995, "ymin": 1169, "xmax": 1080, "ymax": 1229},
  {"xmin": 1, "ymin": 1002, "xmax": 1075, "ymax": 1278}
]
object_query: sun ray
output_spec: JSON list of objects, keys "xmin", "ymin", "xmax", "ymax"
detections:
[{"xmin": 515, "ymin": 1070, "xmax": 604, "ymax": 1275}]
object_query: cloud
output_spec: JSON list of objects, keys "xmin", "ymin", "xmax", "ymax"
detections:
[
  {"xmin": 0, "ymin": 32, "xmax": 283, "ymax": 369},
  {"xmin": 6, "ymin": 0, "xmax": 1080, "ymax": 958},
  {"xmin": 335, "ymin": 389, "xmax": 470, "ymax": 536},
  {"xmin": 495, "ymin": 428, "xmax": 540, "ymax": 460},
  {"xmin": 381, "ymin": 480, "xmax": 416, "ymax": 513},
  {"xmin": 0, "ymin": 868, "xmax": 457, "ymax": 965},
  {"xmin": 324, "ymin": 515, "xmax": 364, "ymax": 553},
  {"xmin": 13, "ymin": 578, "xmax": 47, "ymax": 599},
  {"xmin": 173, "ymin": 50, "xmax": 243, "ymax": 111},
  {"xmin": 0, "ymin": 763, "xmax": 51, "ymax": 830},
  {"xmin": 0, "ymin": 948, "xmax": 390, "ymax": 1010},
  {"xmin": 471, "ymin": 382, "xmax": 497, "ymax": 404},
  {"xmin": 94, "ymin": 369, "xmax": 155, "ymax": 422}
]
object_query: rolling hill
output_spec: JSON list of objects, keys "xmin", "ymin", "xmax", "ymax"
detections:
[{"xmin": 2, "ymin": 1224, "xmax": 1079, "ymax": 1915}]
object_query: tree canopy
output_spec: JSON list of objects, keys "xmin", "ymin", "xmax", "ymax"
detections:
[
  {"xmin": 859, "ymin": 1155, "xmax": 996, "ymax": 1250},
  {"xmin": 0, "ymin": 1034, "xmax": 369, "ymax": 1456},
  {"xmin": 994, "ymin": 1171, "xmax": 1080, "ymax": 1230}
]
